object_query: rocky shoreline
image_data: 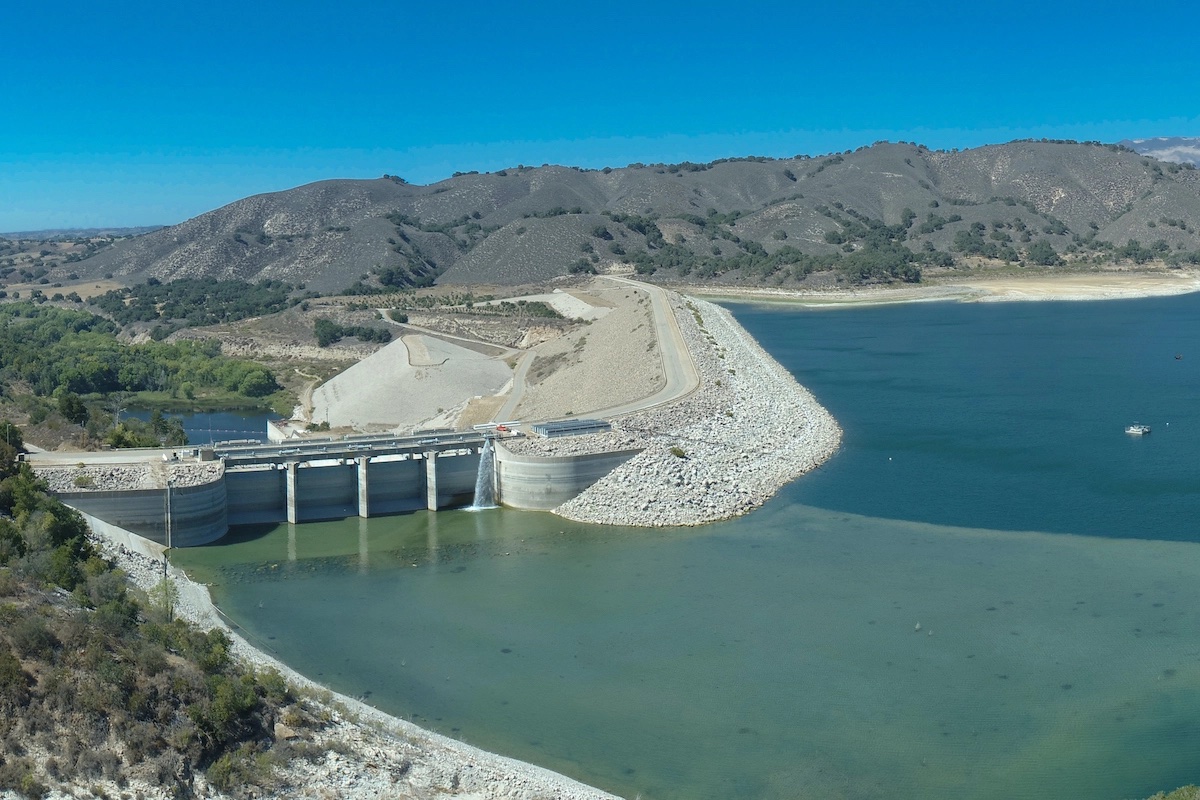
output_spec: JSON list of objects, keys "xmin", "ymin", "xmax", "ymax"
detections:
[
  {"xmin": 540, "ymin": 293, "xmax": 842, "ymax": 526},
  {"xmin": 73, "ymin": 538, "xmax": 622, "ymax": 800}
]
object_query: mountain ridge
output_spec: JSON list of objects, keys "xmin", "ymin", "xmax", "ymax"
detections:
[{"xmin": 62, "ymin": 140, "xmax": 1200, "ymax": 291}]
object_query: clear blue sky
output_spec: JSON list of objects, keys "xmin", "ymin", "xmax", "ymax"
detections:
[{"xmin": 3, "ymin": 0, "xmax": 1197, "ymax": 231}]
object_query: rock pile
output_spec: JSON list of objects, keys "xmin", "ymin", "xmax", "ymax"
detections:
[
  {"xmin": 36, "ymin": 460, "xmax": 224, "ymax": 493},
  {"xmin": 554, "ymin": 295, "xmax": 841, "ymax": 526}
]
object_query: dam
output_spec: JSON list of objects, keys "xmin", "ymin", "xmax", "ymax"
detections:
[{"xmin": 32, "ymin": 430, "xmax": 641, "ymax": 548}]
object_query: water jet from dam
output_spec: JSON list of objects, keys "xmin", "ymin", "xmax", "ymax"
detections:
[{"xmin": 469, "ymin": 438, "xmax": 497, "ymax": 510}]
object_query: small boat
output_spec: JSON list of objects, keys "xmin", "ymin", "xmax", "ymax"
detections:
[{"xmin": 1125, "ymin": 423, "xmax": 1151, "ymax": 435}]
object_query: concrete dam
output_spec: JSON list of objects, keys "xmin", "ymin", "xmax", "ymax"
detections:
[{"xmin": 45, "ymin": 432, "xmax": 641, "ymax": 548}]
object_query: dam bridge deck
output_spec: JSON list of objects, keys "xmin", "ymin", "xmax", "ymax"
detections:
[{"xmin": 216, "ymin": 430, "xmax": 488, "ymax": 469}]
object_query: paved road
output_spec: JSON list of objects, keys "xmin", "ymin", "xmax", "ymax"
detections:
[
  {"xmin": 588, "ymin": 276, "xmax": 700, "ymax": 418},
  {"xmin": 26, "ymin": 447, "xmax": 181, "ymax": 467},
  {"xmin": 493, "ymin": 350, "xmax": 535, "ymax": 423}
]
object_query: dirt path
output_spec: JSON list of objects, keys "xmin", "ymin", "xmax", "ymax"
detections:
[{"xmin": 294, "ymin": 368, "xmax": 320, "ymax": 423}]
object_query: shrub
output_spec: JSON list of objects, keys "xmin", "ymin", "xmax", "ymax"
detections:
[
  {"xmin": 11, "ymin": 615, "xmax": 58, "ymax": 660},
  {"xmin": 255, "ymin": 667, "xmax": 291, "ymax": 705},
  {"xmin": 207, "ymin": 742, "xmax": 273, "ymax": 792},
  {"xmin": 0, "ymin": 760, "xmax": 46, "ymax": 799},
  {"xmin": 0, "ymin": 642, "xmax": 29, "ymax": 700}
]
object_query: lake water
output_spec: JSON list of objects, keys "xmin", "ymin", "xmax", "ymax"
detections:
[
  {"xmin": 172, "ymin": 294, "xmax": 1200, "ymax": 800},
  {"xmin": 125, "ymin": 409, "xmax": 278, "ymax": 444}
]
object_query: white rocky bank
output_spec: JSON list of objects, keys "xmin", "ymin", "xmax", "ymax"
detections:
[
  {"xmin": 553, "ymin": 294, "xmax": 842, "ymax": 526},
  {"xmin": 46, "ymin": 540, "xmax": 621, "ymax": 800}
]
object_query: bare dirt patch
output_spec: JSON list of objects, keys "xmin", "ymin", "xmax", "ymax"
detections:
[
  {"xmin": 512, "ymin": 284, "xmax": 661, "ymax": 420},
  {"xmin": 951, "ymin": 270, "xmax": 1200, "ymax": 301}
]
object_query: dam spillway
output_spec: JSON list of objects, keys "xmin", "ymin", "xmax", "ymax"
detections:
[{"xmin": 35, "ymin": 430, "xmax": 642, "ymax": 547}]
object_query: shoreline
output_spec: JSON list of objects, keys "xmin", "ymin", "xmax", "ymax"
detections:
[
  {"xmin": 96, "ymin": 538, "xmax": 622, "ymax": 800},
  {"xmin": 681, "ymin": 268, "xmax": 1200, "ymax": 307},
  {"xmin": 551, "ymin": 292, "xmax": 841, "ymax": 526}
]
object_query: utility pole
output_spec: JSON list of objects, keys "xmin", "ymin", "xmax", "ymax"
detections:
[{"xmin": 163, "ymin": 477, "xmax": 173, "ymax": 579}]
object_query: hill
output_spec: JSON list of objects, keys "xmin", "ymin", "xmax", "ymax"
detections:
[{"xmin": 54, "ymin": 141, "xmax": 1200, "ymax": 292}]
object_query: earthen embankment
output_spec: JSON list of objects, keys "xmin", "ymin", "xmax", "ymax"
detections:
[{"xmin": 509, "ymin": 293, "xmax": 842, "ymax": 526}]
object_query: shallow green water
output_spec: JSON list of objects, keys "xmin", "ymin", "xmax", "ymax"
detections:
[{"xmin": 174, "ymin": 295, "xmax": 1200, "ymax": 800}]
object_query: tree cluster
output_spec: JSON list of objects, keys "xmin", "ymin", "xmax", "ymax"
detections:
[
  {"xmin": 313, "ymin": 319, "xmax": 393, "ymax": 347},
  {"xmin": 0, "ymin": 303, "xmax": 279, "ymax": 401},
  {"xmin": 0, "ymin": 424, "xmax": 324, "ymax": 798},
  {"xmin": 89, "ymin": 278, "xmax": 305, "ymax": 330}
]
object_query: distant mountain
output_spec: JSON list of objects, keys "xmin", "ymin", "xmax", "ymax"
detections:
[
  {"xmin": 62, "ymin": 141, "xmax": 1200, "ymax": 292},
  {"xmin": 1121, "ymin": 137, "xmax": 1200, "ymax": 167},
  {"xmin": 0, "ymin": 225, "xmax": 164, "ymax": 240}
]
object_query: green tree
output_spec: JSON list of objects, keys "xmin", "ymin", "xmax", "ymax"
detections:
[
  {"xmin": 1026, "ymin": 239, "xmax": 1063, "ymax": 266},
  {"xmin": 313, "ymin": 319, "xmax": 341, "ymax": 347},
  {"xmin": 237, "ymin": 369, "xmax": 277, "ymax": 397},
  {"xmin": 57, "ymin": 392, "xmax": 89, "ymax": 426},
  {"xmin": 0, "ymin": 421, "xmax": 23, "ymax": 453}
]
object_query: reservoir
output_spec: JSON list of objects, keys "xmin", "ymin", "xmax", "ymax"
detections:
[
  {"xmin": 125, "ymin": 409, "xmax": 280, "ymax": 444},
  {"xmin": 172, "ymin": 293, "xmax": 1200, "ymax": 800}
]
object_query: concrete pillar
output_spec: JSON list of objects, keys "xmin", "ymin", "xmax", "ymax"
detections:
[
  {"xmin": 286, "ymin": 461, "xmax": 298, "ymax": 524},
  {"xmin": 426, "ymin": 511, "xmax": 439, "ymax": 566},
  {"xmin": 357, "ymin": 456, "xmax": 370, "ymax": 518},
  {"xmin": 358, "ymin": 517, "xmax": 369, "ymax": 574},
  {"xmin": 425, "ymin": 450, "xmax": 439, "ymax": 511}
]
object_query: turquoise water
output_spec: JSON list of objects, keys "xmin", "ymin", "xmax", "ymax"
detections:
[{"xmin": 173, "ymin": 295, "xmax": 1200, "ymax": 800}]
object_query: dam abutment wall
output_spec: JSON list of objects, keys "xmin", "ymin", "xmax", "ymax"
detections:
[
  {"xmin": 493, "ymin": 442, "xmax": 643, "ymax": 511},
  {"xmin": 58, "ymin": 477, "xmax": 229, "ymax": 548}
]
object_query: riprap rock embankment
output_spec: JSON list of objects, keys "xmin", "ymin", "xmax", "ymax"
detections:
[{"xmin": 515, "ymin": 294, "xmax": 842, "ymax": 526}]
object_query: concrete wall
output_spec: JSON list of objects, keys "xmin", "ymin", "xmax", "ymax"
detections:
[
  {"xmin": 432, "ymin": 451, "xmax": 482, "ymax": 508},
  {"xmin": 58, "ymin": 476, "xmax": 229, "ymax": 547},
  {"xmin": 225, "ymin": 451, "xmax": 483, "ymax": 524},
  {"xmin": 226, "ymin": 467, "xmax": 287, "ymax": 525},
  {"xmin": 494, "ymin": 442, "xmax": 642, "ymax": 510},
  {"xmin": 368, "ymin": 458, "xmax": 426, "ymax": 514},
  {"xmin": 57, "ymin": 443, "xmax": 623, "ymax": 546},
  {"xmin": 294, "ymin": 462, "xmax": 358, "ymax": 521},
  {"xmin": 75, "ymin": 509, "xmax": 165, "ymax": 560}
]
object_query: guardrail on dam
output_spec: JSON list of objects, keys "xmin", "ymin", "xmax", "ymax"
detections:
[{"xmin": 47, "ymin": 431, "xmax": 643, "ymax": 547}]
